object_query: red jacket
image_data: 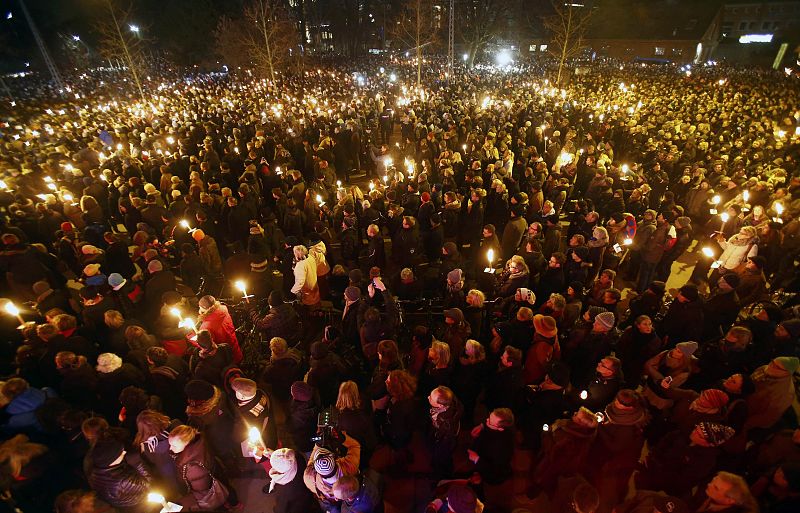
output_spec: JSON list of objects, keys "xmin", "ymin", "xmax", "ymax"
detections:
[{"xmin": 199, "ymin": 305, "xmax": 242, "ymax": 363}]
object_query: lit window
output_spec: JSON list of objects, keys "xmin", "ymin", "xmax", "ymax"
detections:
[
  {"xmin": 540, "ymin": 44, "xmax": 548, "ymax": 51},
  {"xmin": 654, "ymin": 47, "xmax": 665, "ymax": 55},
  {"xmin": 529, "ymin": 44, "xmax": 537, "ymax": 52}
]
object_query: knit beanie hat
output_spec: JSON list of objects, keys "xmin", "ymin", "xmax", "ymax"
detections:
[
  {"xmin": 270, "ymin": 448, "xmax": 296, "ymax": 474},
  {"xmin": 32, "ymin": 281, "xmax": 51, "ymax": 296},
  {"xmin": 696, "ymin": 422, "xmax": 735, "ymax": 446},
  {"xmin": 447, "ymin": 268, "xmax": 463, "ymax": 285},
  {"xmin": 310, "ymin": 341, "xmax": 329, "ymax": 360},
  {"xmin": 84, "ymin": 263, "xmax": 101, "ymax": 277},
  {"xmin": 694, "ymin": 389, "xmax": 729, "ymax": 410},
  {"xmin": 344, "ymin": 286, "xmax": 361, "ymax": 302},
  {"xmin": 230, "ymin": 378, "xmax": 257, "ymax": 400},
  {"xmin": 574, "ymin": 246, "xmax": 589, "ymax": 261},
  {"xmin": 586, "ymin": 306, "xmax": 607, "ymax": 320},
  {"xmin": 147, "ymin": 259, "xmax": 163, "ymax": 273},
  {"xmin": 91, "ymin": 438, "xmax": 125, "ymax": 468},
  {"xmin": 595, "ymin": 311, "xmax": 615, "ymax": 329},
  {"xmin": 775, "ymin": 356, "xmax": 800, "ymax": 374},
  {"xmin": 676, "ymin": 341, "xmax": 699, "ymax": 357},
  {"xmin": 348, "ymin": 268, "xmax": 363, "ymax": 284},
  {"xmin": 313, "ymin": 448, "xmax": 337, "ymax": 478},
  {"xmin": 108, "ymin": 273, "xmax": 125, "ymax": 290},
  {"xmin": 184, "ymin": 380, "xmax": 215, "ymax": 402},
  {"xmin": 444, "ymin": 308, "xmax": 465, "ymax": 324}
]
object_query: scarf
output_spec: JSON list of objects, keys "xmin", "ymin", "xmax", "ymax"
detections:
[{"xmin": 268, "ymin": 453, "xmax": 297, "ymax": 493}]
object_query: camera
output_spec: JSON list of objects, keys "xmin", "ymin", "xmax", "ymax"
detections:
[{"xmin": 311, "ymin": 409, "xmax": 345, "ymax": 456}]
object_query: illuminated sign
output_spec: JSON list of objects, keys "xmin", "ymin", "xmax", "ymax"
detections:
[{"xmin": 739, "ymin": 34, "xmax": 774, "ymax": 43}]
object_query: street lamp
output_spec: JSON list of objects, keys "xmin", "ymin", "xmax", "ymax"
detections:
[
  {"xmin": 72, "ymin": 35, "xmax": 80, "ymax": 41},
  {"xmin": 129, "ymin": 24, "xmax": 139, "ymax": 33},
  {"xmin": 462, "ymin": 53, "xmax": 468, "ymax": 62}
]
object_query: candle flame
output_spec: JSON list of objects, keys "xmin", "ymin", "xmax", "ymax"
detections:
[{"xmin": 4, "ymin": 302, "xmax": 20, "ymax": 316}]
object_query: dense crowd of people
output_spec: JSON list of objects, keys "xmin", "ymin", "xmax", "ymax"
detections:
[{"xmin": 0, "ymin": 55, "xmax": 799, "ymax": 513}]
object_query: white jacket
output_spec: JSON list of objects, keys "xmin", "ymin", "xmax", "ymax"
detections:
[{"xmin": 718, "ymin": 238, "xmax": 758, "ymax": 270}]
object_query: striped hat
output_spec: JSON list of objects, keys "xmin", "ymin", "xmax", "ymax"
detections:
[{"xmin": 313, "ymin": 448, "xmax": 337, "ymax": 478}]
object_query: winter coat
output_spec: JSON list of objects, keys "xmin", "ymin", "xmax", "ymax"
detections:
[
  {"xmin": 199, "ymin": 304, "xmax": 242, "ymax": 363},
  {"xmin": 659, "ymin": 297, "xmax": 704, "ymax": 345},
  {"xmin": 718, "ymin": 236, "xmax": 758, "ymax": 271},
  {"xmin": 303, "ymin": 434, "xmax": 361, "ymax": 500},
  {"xmin": 139, "ymin": 421, "xmax": 181, "ymax": 493},
  {"xmin": 501, "ymin": 217, "xmax": 528, "ymax": 260},
  {"xmin": 96, "ymin": 364, "xmax": 146, "ymax": 418},
  {"xmin": 87, "ymin": 455, "xmax": 151, "ymax": 508},
  {"xmin": 534, "ymin": 419, "xmax": 597, "ymax": 493},
  {"xmin": 523, "ymin": 333, "xmax": 561, "ymax": 385},
  {"xmin": 198, "ymin": 235, "xmax": 223, "ymax": 274},
  {"xmin": 641, "ymin": 222, "xmax": 672, "ymax": 264},
  {"xmin": 263, "ymin": 355, "xmax": 303, "ymax": 403},
  {"xmin": 273, "ymin": 452, "xmax": 321, "ymax": 513},
  {"xmin": 236, "ymin": 388, "xmax": 278, "ymax": 449},
  {"xmin": 744, "ymin": 365, "xmax": 797, "ymax": 431},
  {"xmin": 291, "ymin": 256, "xmax": 320, "ymax": 306},
  {"xmin": 0, "ymin": 387, "xmax": 53, "ymax": 436},
  {"xmin": 288, "ymin": 400, "xmax": 319, "ymax": 453},
  {"xmin": 638, "ymin": 430, "xmax": 720, "ymax": 497},
  {"xmin": 702, "ymin": 289, "xmax": 740, "ymax": 342},
  {"xmin": 471, "ymin": 424, "xmax": 515, "ymax": 485}
]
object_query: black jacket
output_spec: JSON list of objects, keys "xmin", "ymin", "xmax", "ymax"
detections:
[{"xmin": 87, "ymin": 455, "xmax": 151, "ymax": 508}]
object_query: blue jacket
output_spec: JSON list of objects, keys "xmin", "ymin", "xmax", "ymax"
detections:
[{"xmin": 1, "ymin": 387, "xmax": 55, "ymax": 435}]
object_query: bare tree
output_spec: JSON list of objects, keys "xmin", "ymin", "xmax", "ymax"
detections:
[
  {"xmin": 215, "ymin": 0, "xmax": 299, "ymax": 81},
  {"xmin": 391, "ymin": 0, "xmax": 438, "ymax": 87},
  {"xmin": 94, "ymin": 0, "xmax": 147, "ymax": 102},
  {"xmin": 543, "ymin": 0, "xmax": 593, "ymax": 84},
  {"xmin": 459, "ymin": 0, "xmax": 509, "ymax": 68}
]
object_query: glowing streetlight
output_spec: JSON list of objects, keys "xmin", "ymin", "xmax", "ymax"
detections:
[
  {"xmin": 72, "ymin": 35, "xmax": 80, "ymax": 42},
  {"xmin": 462, "ymin": 53, "xmax": 468, "ymax": 62},
  {"xmin": 495, "ymin": 50, "xmax": 512, "ymax": 67},
  {"xmin": 235, "ymin": 280, "xmax": 251, "ymax": 303},
  {"xmin": 129, "ymin": 24, "xmax": 140, "ymax": 33}
]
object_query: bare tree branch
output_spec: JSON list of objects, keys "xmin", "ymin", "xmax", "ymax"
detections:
[
  {"xmin": 214, "ymin": 0, "xmax": 300, "ymax": 81},
  {"xmin": 542, "ymin": 0, "xmax": 593, "ymax": 84}
]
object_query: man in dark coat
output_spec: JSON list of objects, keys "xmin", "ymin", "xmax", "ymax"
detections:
[
  {"xmin": 702, "ymin": 273, "xmax": 741, "ymax": 342},
  {"xmin": 501, "ymin": 204, "xmax": 528, "ymax": 260},
  {"xmin": 469, "ymin": 408, "xmax": 516, "ymax": 485},
  {"xmin": 87, "ymin": 438, "xmax": 151, "ymax": 509},
  {"xmin": 659, "ymin": 284, "xmax": 704, "ymax": 346}
]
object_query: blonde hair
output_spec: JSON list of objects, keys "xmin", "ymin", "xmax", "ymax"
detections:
[
  {"xmin": 574, "ymin": 407, "xmax": 599, "ymax": 428},
  {"xmin": 335, "ymin": 381, "xmax": 361, "ymax": 411},
  {"xmin": 464, "ymin": 339, "xmax": 486, "ymax": 362},
  {"xmin": 270, "ymin": 337, "xmax": 288, "ymax": 357},
  {"xmin": 168, "ymin": 424, "xmax": 198, "ymax": 446},
  {"xmin": 467, "ymin": 289, "xmax": 485, "ymax": 307},
  {"xmin": 104, "ymin": 310, "xmax": 124, "ymax": 328},
  {"xmin": 429, "ymin": 340, "xmax": 451, "ymax": 367},
  {"xmin": 134, "ymin": 410, "xmax": 171, "ymax": 447}
]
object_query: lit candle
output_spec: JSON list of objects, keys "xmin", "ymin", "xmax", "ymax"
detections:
[
  {"xmin": 623, "ymin": 238, "xmax": 633, "ymax": 246},
  {"xmin": 488, "ymin": 249, "xmax": 494, "ymax": 266},
  {"xmin": 579, "ymin": 390, "xmax": 588, "ymax": 400},
  {"xmin": 235, "ymin": 280, "xmax": 250, "ymax": 303},
  {"xmin": 702, "ymin": 247, "xmax": 714, "ymax": 258},
  {"xmin": 316, "ymin": 194, "xmax": 324, "ymax": 207},
  {"xmin": 147, "ymin": 492, "xmax": 167, "ymax": 507},
  {"xmin": 720, "ymin": 212, "xmax": 730, "ymax": 223},
  {"xmin": 4, "ymin": 302, "xmax": 24, "ymax": 326},
  {"xmin": 743, "ymin": 190, "xmax": 749, "ymax": 203}
]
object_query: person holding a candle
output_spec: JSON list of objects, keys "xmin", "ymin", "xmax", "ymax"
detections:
[{"xmin": 197, "ymin": 295, "xmax": 242, "ymax": 364}]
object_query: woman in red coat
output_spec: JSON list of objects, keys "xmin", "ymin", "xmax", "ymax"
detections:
[{"xmin": 198, "ymin": 295, "xmax": 242, "ymax": 363}]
